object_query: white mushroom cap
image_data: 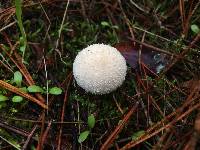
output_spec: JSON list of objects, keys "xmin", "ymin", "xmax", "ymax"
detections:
[{"xmin": 73, "ymin": 44, "xmax": 127, "ymax": 94}]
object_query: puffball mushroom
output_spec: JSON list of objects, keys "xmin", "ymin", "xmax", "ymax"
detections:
[{"xmin": 73, "ymin": 44, "xmax": 127, "ymax": 94}]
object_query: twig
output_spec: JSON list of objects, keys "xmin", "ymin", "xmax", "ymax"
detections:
[
  {"xmin": 0, "ymin": 21, "xmax": 16, "ymax": 32},
  {"xmin": 100, "ymin": 102, "xmax": 139, "ymax": 150},
  {"xmin": 36, "ymin": 113, "xmax": 46, "ymax": 150},
  {"xmin": 22, "ymin": 126, "xmax": 37, "ymax": 150},
  {"xmin": 129, "ymin": 0, "xmax": 149, "ymax": 13},
  {"xmin": 113, "ymin": 94, "xmax": 124, "ymax": 114},
  {"xmin": 40, "ymin": 121, "xmax": 52, "ymax": 149},
  {"xmin": 0, "ymin": 119, "xmax": 29, "ymax": 137},
  {"xmin": 118, "ymin": 0, "xmax": 135, "ymax": 41},
  {"xmin": 57, "ymin": 73, "xmax": 72, "ymax": 150},
  {"xmin": 184, "ymin": 80, "xmax": 200, "ymax": 150},
  {"xmin": 39, "ymin": 1, "xmax": 51, "ymax": 41},
  {"xmin": 0, "ymin": 55, "xmax": 13, "ymax": 72},
  {"xmin": 129, "ymin": 38, "xmax": 177, "ymax": 57},
  {"xmin": 179, "ymin": 0, "xmax": 186, "ymax": 37},
  {"xmin": 80, "ymin": 0, "xmax": 87, "ymax": 18}
]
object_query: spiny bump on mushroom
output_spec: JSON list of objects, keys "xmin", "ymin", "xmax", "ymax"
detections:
[{"xmin": 73, "ymin": 44, "xmax": 127, "ymax": 94}]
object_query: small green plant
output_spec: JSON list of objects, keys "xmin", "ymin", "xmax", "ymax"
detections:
[
  {"xmin": 14, "ymin": 71, "xmax": 22, "ymax": 87},
  {"xmin": 78, "ymin": 114, "xmax": 95, "ymax": 143},
  {"xmin": 27, "ymin": 85, "xmax": 44, "ymax": 93},
  {"xmin": 12, "ymin": 96, "xmax": 23, "ymax": 103},
  {"xmin": 191, "ymin": 24, "xmax": 200, "ymax": 34},
  {"xmin": 27, "ymin": 85, "xmax": 63, "ymax": 95},
  {"xmin": 0, "ymin": 71, "xmax": 63, "ymax": 109},
  {"xmin": 49, "ymin": 87, "xmax": 63, "ymax": 95},
  {"xmin": 78, "ymin": 130, "xmax": 90, "ymax": 143},
  {"xmin": 12, "ymin": 71, "xmax": 24, "ymax": 103}
]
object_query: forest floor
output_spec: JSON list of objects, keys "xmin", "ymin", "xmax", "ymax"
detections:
[{"xmin": 0, "ymin": 0, "xmax": 200, "ymax": 149}]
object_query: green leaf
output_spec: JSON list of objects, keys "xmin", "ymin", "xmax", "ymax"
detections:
[
  {"xmin": 12, "ymin": 96, "xmax": 23, "ymax": 103},
  {"xmin": 131, "ymin": 130, "xmax": 145, "ymax": 141},
  {"xmin": 101, "ymin": 21, "xmax": 110, "ymax": 27},
  {"xmin": 19, "ymin": 87, "xmax": 27, "ymax": 93},
  {"xmin": 19, "ymin": 42, "xmax": 26, "ymax": 53},
  {"xmin": 15, "ymin": 0, "xmax": 22, "ymax": 17},
  {"xmin": 191, "ymin": 24, "xmax": 200, "ymax": 34},
  {"xmin": 78, "ymin": 130, "xmax": 90, "ymax": 143},
  {"xmin": 88, "ymin": 114, "xmax": 95, "ymax": 129},
  {"xmin": 27, "ymin": 85, "xmax": 44, "ymax": 93},
  {"xmin": 0, "ymin": 95, "xmax": 8, "ymax": 102},
  {"xmin": 112, "ymin": 25, "xmax": 119, "ymax": 30},
  {"xmin": 49, "ymin": 87, "xmax": 62, "ymax": 95},
  {"xmin": 14, "ymin": 71, "xmax": 22, "ymax": 87},
  {"xmin": 15, "ymin": 0, "xmax": 27, "ymax": 57}
]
